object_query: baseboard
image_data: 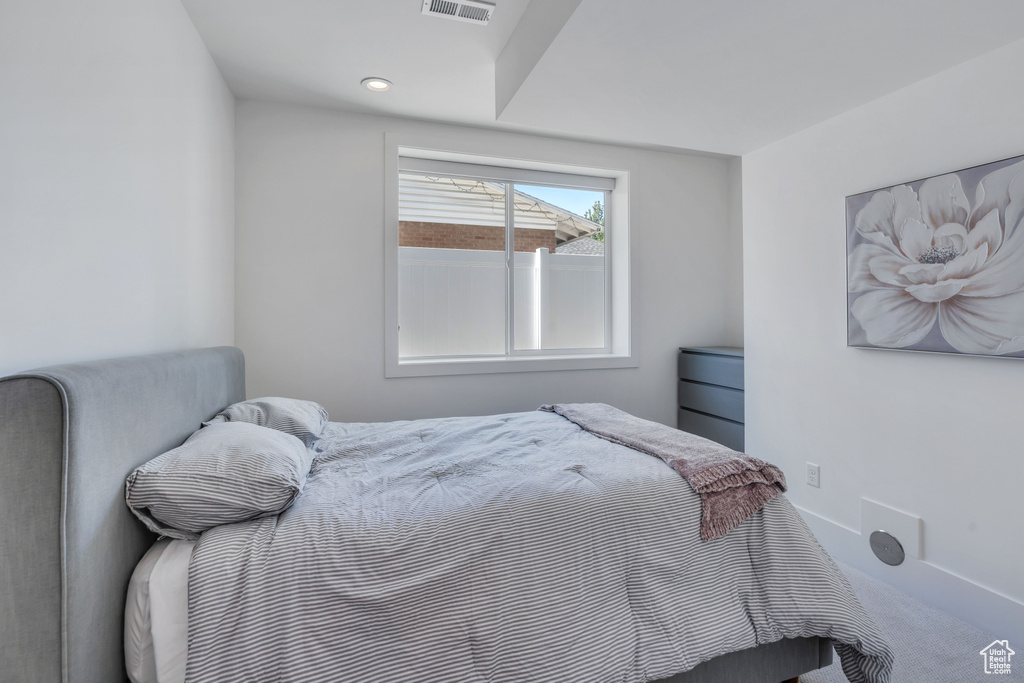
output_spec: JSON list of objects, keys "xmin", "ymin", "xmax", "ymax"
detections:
[{"xmin": 794, "ymin": 505, "xmax": 1024, "ymax": 646}]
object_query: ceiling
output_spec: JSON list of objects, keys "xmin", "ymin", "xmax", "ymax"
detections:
[{"xmin": 181, "ymin": 0, "xmax": 1024, "ymax": 156}]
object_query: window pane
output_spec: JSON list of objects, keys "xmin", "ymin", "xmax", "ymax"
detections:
[
  {"xmin": 513, "ymin": 185, "xmax": 606, "ymax": 350},
  {"xmin": 398, "ymin": 173, "xmax": 506, "ymax": 358}
]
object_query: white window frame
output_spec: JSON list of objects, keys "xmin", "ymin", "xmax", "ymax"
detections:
[{"xmin": 384, "ymin": 133, "xmax": 636, "ymax": 377}]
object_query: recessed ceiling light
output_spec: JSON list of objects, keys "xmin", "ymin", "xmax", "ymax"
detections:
[{"xmin": 361, "ymin": 77, "xmax": 392, "ymax": 92}]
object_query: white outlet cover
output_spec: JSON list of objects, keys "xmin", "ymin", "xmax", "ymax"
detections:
[
  {"xmin": 806, "ymin": 462, "xmax": 820, "ymax": 487},
  {"xmin": 861, "ymin": 498, "xmax": 922, "ymax": 560}
]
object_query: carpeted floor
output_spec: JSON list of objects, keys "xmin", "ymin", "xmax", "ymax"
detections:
[{"xmin": 802, "ymin": 562, "xmax": 1022, "ymax": 682}]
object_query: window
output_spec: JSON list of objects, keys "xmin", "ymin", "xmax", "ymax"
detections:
[{"xmin": 385, "ymin": 139, "xmax": 633, "ymax": 377}]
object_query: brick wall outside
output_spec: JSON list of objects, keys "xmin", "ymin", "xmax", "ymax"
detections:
[
  {"xmin": 513, "ymin": 227, "xmax": 558, "ymax": 252},
  {"xmin": 399, "ymin": 222, "xmax": 556, "ymax": 252}
]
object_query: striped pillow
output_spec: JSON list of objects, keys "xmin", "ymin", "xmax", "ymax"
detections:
[
  {"xmin": 125, "ymin": 422, "xmax": 315, "ymax": 540},
  {"xmin": 205, "ymin": 397, "xmax": 329, "ymax": 445}
]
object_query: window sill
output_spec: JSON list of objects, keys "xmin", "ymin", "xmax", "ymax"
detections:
[{"xmin": 386, "ymin": 353, "xmax": 638, "ymax": 378}]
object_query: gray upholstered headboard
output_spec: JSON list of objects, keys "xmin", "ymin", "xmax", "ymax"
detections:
[{"xmin": 0, "ymin": 347, "xmax": 245, "ymax": 683}]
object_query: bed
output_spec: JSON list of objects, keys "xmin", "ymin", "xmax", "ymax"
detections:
[{"xmin": 0, "ymin": 347, "xmax": 882, "ymax": 682}]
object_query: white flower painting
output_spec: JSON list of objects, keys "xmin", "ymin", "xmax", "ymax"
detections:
[{"xmin": 847, "ymin": 156, "xmax": 1024, "ymax": 357}]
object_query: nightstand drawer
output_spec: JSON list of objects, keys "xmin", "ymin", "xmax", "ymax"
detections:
[
  {"xmin": 677, "ymin": 408, "xmax": 744, "ymax": 452},
  {"xmin": 678, "ymin": 352, "xmax": 744, "ymax": 390},
  {"xmin": 678, "ymin": 380, "xmax": 744, "ymax": 423}
]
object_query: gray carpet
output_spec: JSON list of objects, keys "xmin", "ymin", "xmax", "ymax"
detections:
[{"xmin": 802, "ymin": 562, "xmax": 1022, "ymax": 682}]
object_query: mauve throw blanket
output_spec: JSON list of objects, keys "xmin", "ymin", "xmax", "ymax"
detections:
[{"xmin": 542, "ymin": 403, "xmax": 786, "ymax": 541}]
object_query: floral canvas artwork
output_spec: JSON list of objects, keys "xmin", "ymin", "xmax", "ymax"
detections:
[{"xmin": 847, "ymin": 155, "xmax": 1024, "ymax": 358}]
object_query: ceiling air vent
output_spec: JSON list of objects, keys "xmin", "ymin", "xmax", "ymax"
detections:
[{"xmin": 422, "ymin": 0, "xmax": 495, "ymax": 25}]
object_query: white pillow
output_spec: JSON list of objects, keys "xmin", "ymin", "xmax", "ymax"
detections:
[
  {"xmin": 125, "ymin": 422, "xmax": 314, "ymax": 540},
  {"xmin": 205, "ymin": 397, "xmax": 329, "ymax": 446}
]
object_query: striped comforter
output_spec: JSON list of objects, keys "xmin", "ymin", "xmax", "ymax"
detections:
[{"xmin": 186, "ymin": 411, "xmax": 892, "ymax": 682}]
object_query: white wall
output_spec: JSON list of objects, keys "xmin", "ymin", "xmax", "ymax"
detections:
[
  {"xmin": 725, "ymin": 156, "xmax": 744, "ymax": 347},
  {"xmin": 0, "ymin": 0, "xmax": 235, "ymax": 377},
  {"xmin": 744, "ymin": 38, "xmax": 1024, "ymax": 638},
  {"xmin": 235, "ymin": 101, "xmax": 740, "ymax": 427}
]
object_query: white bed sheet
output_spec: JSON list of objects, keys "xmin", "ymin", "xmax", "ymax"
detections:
[{"xmin": 125, "ymin": 538, "xmax": 194, "ymax": 683}]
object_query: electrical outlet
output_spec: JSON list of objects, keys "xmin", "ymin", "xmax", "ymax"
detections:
[{"xmin": 806, "ymin": 462, "xmax": 820, "ymax": 488}]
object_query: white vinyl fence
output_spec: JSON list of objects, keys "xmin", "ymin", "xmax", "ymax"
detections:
[{"xmin": 399, "ymin": 247, "xmax": 605, "ymax": 358}]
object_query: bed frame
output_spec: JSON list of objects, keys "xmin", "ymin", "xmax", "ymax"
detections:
[{"xmin": 0, "ymin": 347, "xmax": 830, "ymax": 683}]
